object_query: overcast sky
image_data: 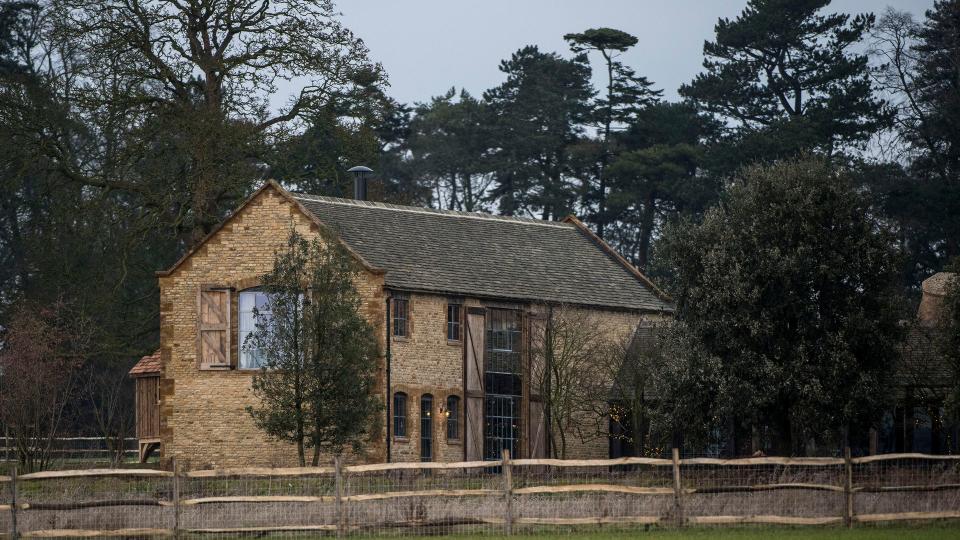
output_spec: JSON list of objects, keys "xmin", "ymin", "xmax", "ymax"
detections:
[{"xmin": 333, "ymin": 0, "xmax": 935, "ymax": 106}]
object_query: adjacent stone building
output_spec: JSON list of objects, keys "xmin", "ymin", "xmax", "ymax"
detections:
[
  {"xmin": 130, "ymin": 180, "xmax": 673, "ymax": 469},
  {"xmin": 878, "ymin": 272, "xmax": 958, "ymax": 454}
]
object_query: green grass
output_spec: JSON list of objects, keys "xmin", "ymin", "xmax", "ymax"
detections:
[{"xmin": 354, "ymin": 524, "xmax": 960, "ymax": 540}]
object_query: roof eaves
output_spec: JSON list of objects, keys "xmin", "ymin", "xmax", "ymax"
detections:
[{"xmin": 382, "ymin": 284, "xmax": 670, "ymax": 314}]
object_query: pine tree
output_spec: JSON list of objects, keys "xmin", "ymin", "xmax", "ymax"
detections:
[
  {"xmin": 564, "ymin": 28, "xmax": 662, "ymax": 237},
  {"xmin": 483, "ymin": 46, "xmax": 593, "ymax": 219},
  {"xmin": 681, "ymin": 0, "xmax": 889, "ymax": 164},
  {"xmin": 247, "ymin": 230, "xmax": 381, "ymax": 465}
]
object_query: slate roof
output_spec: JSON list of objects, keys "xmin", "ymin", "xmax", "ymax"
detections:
[
  {"xmin": 129, "ymin": 350, "xmax": 161, "ymax": 377},
  {"xmin": 292, "ymin": 194, "xmax": 672, "ymax": 312}
]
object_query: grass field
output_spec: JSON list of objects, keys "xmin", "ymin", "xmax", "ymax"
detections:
[{"xmin": 369, "ymin": 524, "xmax": 960, "ymax": 540}]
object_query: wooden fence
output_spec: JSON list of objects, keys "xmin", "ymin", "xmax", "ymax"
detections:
[{"xmin": 1, "ymin": 449, "xmax": 959, "ymax": 538}]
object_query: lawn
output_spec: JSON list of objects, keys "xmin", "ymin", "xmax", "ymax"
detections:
[{"xmin": 366, "ymin": 524, "xmax": 960, "ymax": 540}]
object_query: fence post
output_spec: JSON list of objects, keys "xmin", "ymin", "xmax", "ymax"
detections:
[
  {"xmin": 9, "ymin": 465, "xmax": 17, "ymax": 540},
  {"xmin": 844, "ymin": 447, "xmax": 853, "ymax": 528},
  {"xmin": 172, "ymin": 458, "xmax": 181, "ymax": 540},
  {"xmin": 334, "ymin": 455, "xmax": 344, "ymax": 538},
  {"xmin": 671, "ymin": 448, "xmax": 684, "ymax": 527},
  {"xmin": 502, "ymin": 448, "xmax": 513, "ymax": 535}
]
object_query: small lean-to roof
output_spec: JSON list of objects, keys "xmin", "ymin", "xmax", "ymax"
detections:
[
  {"xmin": 293, "ymin": 193, "xmax": 673, "ymax": 312},
  {"xmin": 129, "ymin": 350, "xmax": 161, "ymax": 378}
]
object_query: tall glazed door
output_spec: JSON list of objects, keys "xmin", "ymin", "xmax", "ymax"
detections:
[{"xmin": 463, "ymin": 307, "xmax": 485, "ymax": 461}]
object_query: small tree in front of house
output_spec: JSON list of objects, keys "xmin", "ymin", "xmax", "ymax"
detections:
[
  {"xmin": 246, "ymin": 229, "xmax": 381, "ymax": 466},
  {"xmin": 530, "ymin": 305, "xmax": 610, "ymax": 459},
  {"xmin": 0, "ymin": 300, "xmax": 93, "ymax": 472}
]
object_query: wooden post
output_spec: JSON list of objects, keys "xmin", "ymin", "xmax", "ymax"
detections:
[
  {"xmin": 502, "ymin": 448, "xmax": 513, "ymax": 536},
  {"xmin": 172, "ymin": 458, "xmax": 181, "ymax": 540},
  {"xmin": 334, "ymin": 455, "xmax": 344, "ymax": 538},
  {"xmin": 10, "ymin": 465, "xmax": 18, "ymax": 540},
  {"xmin": 671, "ymin": 448, "xmax": 683, "ymax": 527},
  {"xmin": 844, "ymin": 447, "xmax": 853, "ymax": 528}
]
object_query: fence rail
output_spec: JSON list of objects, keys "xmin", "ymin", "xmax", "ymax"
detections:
[{"xmin": 1, "ymin": 450, "xmax": 959, "ymax": 538}]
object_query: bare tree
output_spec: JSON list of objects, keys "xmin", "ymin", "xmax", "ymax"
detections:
[
  {"xmin": 594, "ymin": 319, "xmax": 670, "ymax": 456},
  {"xmin": 530, "ymin": 305, "xmax": 610, "ymax": 459},
  {"xmin": 0, "ymin": 300, "xmax": 92, "ymax": 472},
  {"xmin": 9, "ymin": 0, "xmax": 383, "ymax": 243},
  {"xmin": 81, "ymin": 363, "xmax": 135, "ymax": 466}
]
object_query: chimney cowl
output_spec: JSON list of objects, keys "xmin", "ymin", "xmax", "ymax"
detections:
[{"xmin": 348, "ymin": 165, "xmax": 373, "ymax": 201}]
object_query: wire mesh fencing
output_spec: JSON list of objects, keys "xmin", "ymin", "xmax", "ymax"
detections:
[
  {"xmin": 0, "ymin": 436, "xmax": 140, "ymax": 469},
  {"xmin": 1, "ymin": 450, "xmax": 959, "ymax": 538}
]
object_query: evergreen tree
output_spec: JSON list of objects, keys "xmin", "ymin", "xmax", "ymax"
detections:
[
  {"xmin": 483, "ymin": 46, "xmax": 593, "ymax": 219},
  {"xmin": 658, "ymin": 158, "xmax": 904, "ymax": 455},
  {"xmin": 606, "ymin": 102, "xmax": 719, "ymax": 270},
  {"xmin": 565, "ymin": 28, "xmax": 662, "ymax": 237},
  {"xmin": 247, "ymin": 230, "xmax": 381, "ymax": 465},
  {"xmin": 681, "ymin": 0, "xmax": 889, "ymax": 166},
  {"xmin": 408, "ymin": 89, "xmax": 493, "ymax": 211}
]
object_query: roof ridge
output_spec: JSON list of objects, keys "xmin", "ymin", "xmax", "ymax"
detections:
[{"xmin": 292, "ymin": 193, "xmax": 573, "ymax": 229}]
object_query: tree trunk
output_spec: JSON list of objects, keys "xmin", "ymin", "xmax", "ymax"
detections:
[
  {"xmin": 773, "ymin": 405, "xmax": 794, "ymax": 456},
  {"xmin": 637, "ymin": 190, "xmax": 657, "ymax": 270}
]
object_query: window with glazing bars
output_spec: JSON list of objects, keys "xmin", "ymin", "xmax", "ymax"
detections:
[
  {"xmin": 420, "ymin": 394, "xmax": 433, "ymax": 462},
  {"xmin": 484, "ymin": 308, "xmax": 522, "ymax": 461},
  {"xmin": 393, "ymin": 392, "xmax": 407, "ymax": 437},
  {"xmin": 446, "ymin": 395, "xmax": 460, "ymax": 440},
  {"xmin": 446, "ymin": 302, "xmax": 462, "ymax": 341},
  {"xmin": 392, "ymin": 294, "xmax": 409, "ymax": 337}
]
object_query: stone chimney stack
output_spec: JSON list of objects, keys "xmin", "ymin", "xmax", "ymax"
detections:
[{"xmin": 917, "ymin": 272, "xmax": 955, "ymax": 327}]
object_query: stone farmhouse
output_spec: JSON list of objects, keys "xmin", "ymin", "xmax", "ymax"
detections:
[{"xmin": 129, "ymin": 178, "xmax": 673, "ymax": 469}]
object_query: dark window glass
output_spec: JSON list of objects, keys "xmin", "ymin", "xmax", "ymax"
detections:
[
  {"xmin": 446, "ymin": 395, "xmax": 460, "ymax": 440},
  {"xmin": 392, "ymin": 295, "xmax": 409, "ymax": 338},
  {"xmin": 420, "ymin": 394, "xmax": 433, "ymax": 462},
  {"xmin": 446, "ymin": 302, "xmax": 462, "ymax": 341},
  {"xmin": 484, "ymin": 309, "xmax": 522, "ymax": 460},
  {"xmin": 393, "ymin": 392, "xmax": 407, "ymax": 437}
]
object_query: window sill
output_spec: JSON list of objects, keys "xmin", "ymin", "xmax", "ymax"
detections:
[
  {"xmin": 446, "ymin": 439, "xmax": 462, "ymax": 446},
  {"xmin": 199, "ymin": 365, "xmax": 232, "ymax": 371},
  {"xmin": 393, "ymin": 436, "xmax": 410, "ymax": 444},
  {"xmin": 446, "ymin": 339, "xmax": 462, "ymax": 347},
  {"xmin": 392, "ymin": 336, "xmax": 410, "ymax": 343}
]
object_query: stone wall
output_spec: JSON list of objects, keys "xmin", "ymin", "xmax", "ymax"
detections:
[
  {"xmin": 155, "ymin": 184, "xmax": 668, "ymax": 469},
  {"xmin": 157, "ymin": 186, "xmax": 386, "ymax": 469}
]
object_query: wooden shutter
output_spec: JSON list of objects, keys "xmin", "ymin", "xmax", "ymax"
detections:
[
  {"xmin": 464, "ymin": 307, "xmax": 485, "ymax": 461},
  {"xmin": 198, "ymin": 287, "xmax": 231, "ymax": 369},
  {"xmin": 526, "ymin": 313, "xmax": 547, "ymax": 458}
]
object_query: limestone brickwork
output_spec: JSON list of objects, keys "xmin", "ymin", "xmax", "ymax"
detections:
[
  {"xmin": 154, "ymin": 183, "xmax": 667, "ymax": 469},
  {"xmin": 157, "ymin": 185, "xmax": 387, "ymax": 469}
]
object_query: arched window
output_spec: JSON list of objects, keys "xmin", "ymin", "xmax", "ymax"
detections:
[
  {"xmin": 446, "ymin": 395, "xmax": 460, "ymax": 441},
  {"xmin": 393, "ymin": 392, "xmax": 408, "ymax": 438},
  {"xmin": 239, "ymin": 289, "xmax": 273, "ymax": 369},
  {"xmin": 420, "ymin": 394, "xmax": 433, "ymax": 462}
]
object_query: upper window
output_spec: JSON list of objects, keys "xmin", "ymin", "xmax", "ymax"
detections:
[
  {"xmin": 239, "ymin": 290, "xmax": 273, "ymax": 369},
  {"xmin": 393, "ymin": 392, "xmax": 408, "ymax": 438},
  {"xmin": 446, "ymin": 395, "xmax": 460, "ymax": 440},
  {"xmin": 446, "ymin": 301, "xmax": 462, "ymax": 341},
  {"xmin": 392, "ymin": 294, "xmax": 409, "ymax": 338}
]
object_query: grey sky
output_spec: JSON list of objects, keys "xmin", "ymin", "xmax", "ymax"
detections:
[{"xmin": 334, "ymin": 0, "xmax": 935, "ymax": 106}]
